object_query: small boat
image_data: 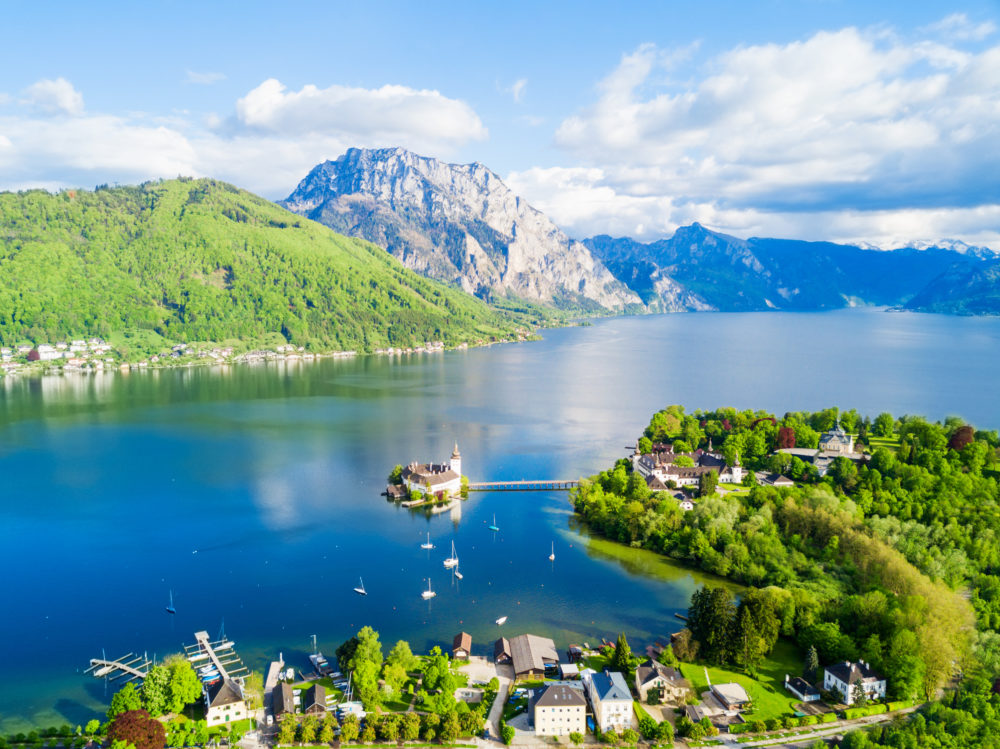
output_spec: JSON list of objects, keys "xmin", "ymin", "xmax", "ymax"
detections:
[
  {"xmin": 420, "ymin": 532, "xmax": 435, "ymax": 550},
  {"xmin": 548, "ymin": 542, "xmax": 555, "ymax": 562},
  {"xmin": 165, "ymin": 590, "xmax": 176, "ymax": 615},
  {"xmin": 495, "ymin": 615, "xmax": 508, "ymax": 626},
  {"xmin": 454, "ymin": 566, "xmax": 464, "ymax": 580},
  {"xmin": 488, "ymin": 514, "xmax": 499, "ymax": 532},
  {"xmin": 421, "ymin": 578, "xmax": 436, "ymax": 600},
  {"xmin": 443, "ymin": 540, "xmax": 459, "ymax": 568},
  {"xmin": 354, "ymin": 577, "xmax": 367, "ymax": 596}
]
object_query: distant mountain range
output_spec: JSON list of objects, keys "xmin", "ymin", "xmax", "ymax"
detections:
[{"xmin": 282, "ymin": 148, "xmax": 998, "ymax": 316}]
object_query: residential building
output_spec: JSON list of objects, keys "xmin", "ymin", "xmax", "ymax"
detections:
[
  {"xmin": 633, "ymin": 447, "xmax": 743, "ymax": 487},
  {"xmin": 823, "ymin": 660, "xmax": 886, "ymax": 705},
  {"xmin": 532, "ymin": 684, "xmax": 587, "ymax": 736},
  {"xmin": 819, "ymin": 422, "xmax": 855, "ymax": 454},
  {"xmin": 634, "ymin": 659, "xmax": 690, "ymax": 703},
  {"xmin": 710, "ymin": 682, "xmax": 750, "ymax": 714},
  {"xmin": 453, "ymin": 632, "xmax": 472, "ymax": 660},
  {"xmin": 757, "ymin": 472, "xmax": 794, "ymax": 487},
  {"xmin": 205, "ymin": 679, "xmax": 246, "ymax": 726},
  {"xmin": 401, "ymin": 443, "xmax": 462, "ymax": 496},
  {"xmin": 272, "ymin": 682, "xmax": 294, "ymax": 718},
  {"xmin": 784, "ymin": 675, "xmax": 821, "ymax": 702},
  {"xmin": 584, "ymin": 671, "xmax": 632, "ymax": 733},
  {"xmin": 302, "ymin": 684, "xmax": 326, "ymax": 715}
]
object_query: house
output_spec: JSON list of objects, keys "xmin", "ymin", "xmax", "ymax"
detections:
[
  {"xmin": 634, "ymin": 659, "xmax": 690, "ymax": 703},
  {"xmin": 819, "ymin": 422, "xmax": 855, "ymax": 454},
  {"xmin": 205, "ymin": 679, "xmax": 247, "ymax": 726},
  {"xmin": 302, "ymin": 684, "xmax": 326, "ymax": 715},
  {"xmin": 494, "ymin": 637, "xmax": 512, "ymax": 665},
  {"xmin": 532, "ymin": 684, "xmax": 587, "ymax": 736},
  {"xmin": 453, "ymin": 632, "xmax": 472, "ymax": 660},
  {"xmin": 758, "ymin": 472, "xmax": 794, "ymax": 487},
  {"xmin": 566, "ymin": 645, "xmax": 584, "ymax": 662},
  {"xmin": 559, "ymin": 663, "xmax": 580, "ymax": 680},
  {"xmin": 401, "ymin": 444, "xmax": 462, "ymax": 496},
  {"xmin": 784, "ymin": 675, "xmax": 821, "ymax": 702},
  {"xmin": 272, "ymin": 681, "xmax": 294, "ymax": 718},
  {"xmin": 710, "ymin": 682, "xmax": 750, "ymax": 713},
  {"xmin": 823, "ymin": 660, "xmax": 886, "ymax": 705},
  {"xmin": 584, "ymin": 671, "xmax": 633, "ymax": 733},
  {"xmin": 505, "ymin": 633, "xmax": 559, "ymax": 678},
  {"xmin": 632, "ymin": 447, "xmax": 743, "ymax": 487}
]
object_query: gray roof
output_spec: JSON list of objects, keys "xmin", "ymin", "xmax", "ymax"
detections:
[
  {"xmin": 785, "ymin": 676, "xmax": 820, "ymax": 697},
  {"xmin": 207, "ymin": 678, "xmax": 244, "ymax": 707},
  {"xmin": 589, "ymin": 671, "xmax": 631, "ymax": 702},
  {"xmin": 509, "ymin": 634, "xmax": 558, "ymax": 675},
  {"xmin": 825, "ymin": 660, "xmax": 883, "ymax": 685},
  {"xmin": 494, "ymin": 637, "xmax": 511, "ymax": 661},
  {"xmin": 635, "ymin": 659, "xmax": 688, "ymax": 688},
  {"xmin": 534, "ymin": 684, "xmax": 586, "ymax": 708},
  {"xmin": 273, "ymin": 682, "xmax": 294, "ymax": 715},
  {"xmin": 303, "ymin": 684, "xmax": 326, "ymax": 712}
]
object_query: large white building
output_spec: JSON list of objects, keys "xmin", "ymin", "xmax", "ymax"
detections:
[
  {"xmin": 633, "ymin": 446, "xmax": 743, "ymax": 487},
  {"xmin": 204, "ymin": 679, "xmax": 247, "ymax": 727},
  {"xmin": 402, "ymin": 443, "xmax": 462, "ymax": 496},
  {"xmin": 823, "ymin": 660, "xmax": 886, "ymax": 705},
  {"xmin": 584, "ymin": 671, "xmax": 633, "ymax": 733},
  {"xmin": 532, "ymin": 684, "xmax": 586, "ymax": 736}
]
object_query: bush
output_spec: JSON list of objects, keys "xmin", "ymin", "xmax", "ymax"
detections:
[
  {"xmin": 500, "ymin": 723, "xmax": 515, "ymax": 746},
  {"xmin": 820, "ymin": 712, "xmax": 837, "ymax": 723}
]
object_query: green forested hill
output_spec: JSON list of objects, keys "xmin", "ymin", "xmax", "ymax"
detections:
[{"xmin": 0, "ymin": 179, "xmax": 523, "ymax": 350}]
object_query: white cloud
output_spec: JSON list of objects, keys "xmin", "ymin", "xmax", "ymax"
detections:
[
  {"xmin": 923, "ymin": 13, "xmax": 997, "ymax": 42},
  {"xmin": 525, "ymin": 26, "xmax": 1000, "ymax": 246},
  {"xmin": 22, "ymin": 78, "xmax": 84, "ymax": 116},
  {"xmin": 508, "ymin": 78, "xmax": 527, "ymax": 102},
  {"xmin": 0, "ymin": 76, "xmax": 488, "ymax": 198},
  {"xmin": 186, "ymin": 70, "xmax": 226, "ymax": 85}
]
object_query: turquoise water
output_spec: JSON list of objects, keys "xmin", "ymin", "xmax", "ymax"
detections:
[{"xmin": 1, "ymin": 309, "xmax": 997, "ymax": 731}]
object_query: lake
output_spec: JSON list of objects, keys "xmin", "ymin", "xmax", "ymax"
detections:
[{"xmin": 1, "ymin": 308, "xmax": 998, "ymax": 731}]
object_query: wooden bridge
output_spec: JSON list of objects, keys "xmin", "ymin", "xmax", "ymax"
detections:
[
  {"xmin": 85, "ymin": 653, "xmax": 151, "ymax": 682},
  {"xmin": 467, "ymin": 479, "xmax": 579, "ymax": 492}
]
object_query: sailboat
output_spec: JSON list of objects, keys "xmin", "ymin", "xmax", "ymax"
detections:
[
  {"xmin": 421, "ymin": 578, "xmax": 436, "ymax": 600},
  {"xmin": 354, "ymin": 577, "xmax": 367, "ymax": 596},
  {"xmin": 454, "ymin": 567, "xmax": 464, "ymax": 580},
  {"xmin": 443, "ymin": 540, "xmax": 459, "ymax": 568},
  {"xmin": 495, "ymin": 615, "xmax": 508, "ymax": 626},
  {"xmin": 488, "ymin": 514, "xmax": 500, "ymax": 531},
  {"xmin": 165, "ymin": 590, "xmax": 176, "ymax": 615},
  {"xmin": 548, "ymin": 542, "xmax": 555, "ymax": 562},
  {"xmin": 420, "ymin": 532, "xmax": 435, "ymax": 550}
]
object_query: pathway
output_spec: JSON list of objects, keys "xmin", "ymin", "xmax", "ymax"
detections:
[
  {"xmin": 486, "ymin": 665, "xmax": 513, "ymax": 741},
  {"xmin": 722, "ymin": 706, "xmax": 919, "ymax": 747}
]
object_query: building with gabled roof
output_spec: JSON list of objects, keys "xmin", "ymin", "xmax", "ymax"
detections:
[
  {"xmin": 453, "ymin": 632, "xmax": 472, "ymax": 660},
  {"xmin": 303, "ymin": 684, "xmax": 326, "ymax": 715},
  {"xmin": 272, "ymin": 681, "xmax": 294, "ymax": 718},
  {"xmin": 531, "ymin": 684, "xmax": 586, "ymax": 736},
  {"xmin": 635, "ymin": 658, "xmax": 690, "ymax": 703},
  {"xmin": 494, "ymin": 636, "xmax": 512, "ymax": 665},
  {"xmin": 823, "ymin": 660, "xmax": 886, "ymax": 705},
  {"xmin": 402, "ymin": 443, "xmax": 462, "ymax": 496},
  {"xmin": 205, "ymin": 678, "xmax": 246, "ymax": 726},
  {"xmin": 507, "ymin": 634, "xmax": 558, "ymax": 678},
  {"xmin": 584, "ymin": 671, "xmax": 632, "ymax": 733}
]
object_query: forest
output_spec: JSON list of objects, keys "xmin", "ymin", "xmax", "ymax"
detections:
[
  {"xmin": 571, "ymin": 405, "xmax": 1000, "ymax": 740},
  {"xmin": 0, "ymin": 180, "xmax": 530, "ymax": 352}
]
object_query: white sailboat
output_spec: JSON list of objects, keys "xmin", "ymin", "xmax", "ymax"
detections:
[
  {"xmin": 354, "ymin": 577, "xmax": 367, "ymax": 596},
  {"xmin": 454, "ymin": 568, "xmax": 464, "ymax": 580},
  {"xmin": 548, "ymin": 542, "xmax": 555, "ymax": 562},
  {"xmin": 443, "ymin": 540, "xmax": 459, "ymax": 568},
  {"xmin": 421, "ymin": 578, "xmax": 436, "ymax": 599},
  {"xmin": 420, "ymin": 532, "xmax": 435, "ymax": 550},
  {"xmin": 495, "ymin": 615, "xmax": 508, "ymax": 626}
]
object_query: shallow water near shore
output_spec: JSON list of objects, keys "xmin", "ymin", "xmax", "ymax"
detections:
[{"xmin": 1, "ymin": 308, "xmax": 997, "ymax": 731}]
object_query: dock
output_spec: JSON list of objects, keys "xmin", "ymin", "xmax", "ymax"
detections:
[
  {"xmin": 183, "ymin": 631, "xmax": 249, "ymax": 680},
  {"xmin": 85, "ymin": 652, "xmax": 151, "ymax": 683},
  {"xmin": 466, "ymin": 479, "xmax": 579, "ymax": 491}
]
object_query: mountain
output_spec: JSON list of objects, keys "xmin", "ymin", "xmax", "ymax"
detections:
[
  {"xmin": 904, "ymin": 260, "xmax": 1000, "ymax": 315},
  {"xmin": 0, "ymin": 179, "xmax": 525, "ymax": 350},
  {"xmin": 280, "ymin": 147, "xmax": 640, "ymax": 311},
  {"xmin": 584, "ymin": 224, "xmax": 989, "ymax": 312}
]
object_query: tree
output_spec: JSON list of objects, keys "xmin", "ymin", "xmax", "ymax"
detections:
[
  {"xmin": 350, "ymin": 626, "xmax": 384, "ymax": 708},
  {"xmin": 851, "ymin": 681, "xmax": 868, "ymax": 707},
  {"xmin": 401, "ymin": 713, "xmax": 420, "ymax": 742},
  {"xmin": 439, "ymin": 711, "xmax": 460, "ymax": 744},
  {"xmin": 164, "ymin": 656, "xmax": 202, "ymax": 714},
  {"xmin": 298, "ymin": 715, "xmax": 317, "ymax": 744},
  {"xmin": 108, "ymin": 683, "xmax": 142, "ymax": 721},
  {"xmin": 84, "ymin": 721, "xmax": 101, "ymax": 737},
  {"xmin": 277, "ymin": 716, "xmax": 297, "ymax": 747},
  {"xmin": 388, "ymin": 464, "xmax": 404, "ymax": 484},
  {"xmin": 359, "ymin": 722, "xmax": 375, "ymax": 744},
  {"xmin": 637, "ymin": 437, "xmax": 652, "ymax": 454},
  {"xmin": 674, "ymin": 455, "xmax": 695, "ymax": 467},
  {"xmin": 377, "ymin": 714, "xmax": 399, "ymax": 743},
  {"xmin": 687, "ymin": 586, "xmax": 736, "ymax": 664},
  {"xmin": 611, "ymin": 632, "xmax": 632, "ymax": 672},
  {"xmin": 656, "ymin": 645, "xmax": 678, "ymax": 667},
  {"xmin": 655, "ymin": 721, "xmax": 674, "ymax": 743},
  {"xmin": 139, "ymin": 666, "xmax": 170, "ymax": 717},
  {"xmin": 777, "ymin": 426, "xmax": 796, "ymax": 449},
  {"xmin": 948, "ymin": 425, "xmax": 975, "ymax": 452},
  {"xmin": 621, "ymin": 728, "xmax": 639, "ymax": 745},
  {"xmin": 336, "ymin": 637, "xmax": 359, "ymax": 671},
  {"xmin": 338, "ymin": 715, "xmax": 359, "ymax": 744},
  {"xmin": 803, "ymin": 645, "xmax": 819, "ymax": 683},
  {"xmin": 500, "ymin": 723, "xmax": 515, "ymax": 745},
  {"xmin": 318, "ymin": 716, "xmax": 336, "ymax": 744},
  {"xmin": 671, "ymin": 629, "xmax": 699, "ymax": 662},
  {"xmin": 872, "ymin": 412, "xmax": 895, "ymax": 438},
  {"xmin": 734, "ymin": 605, "xmax": 767, "ymax": 673},
  {"xmin": 698, "ymin": 469, "xmax": 718, "ymax": 497},
  {"xmin": 107, "ymin": 711, "xmax": 165, "ymax": 749},
  {"xmin": 569, "ymin": 731, "xmax": 584, "ymax": 746},
  {"xmin": 242, "ymin": 671, "xmax": 264, "ymax": 711},
  {"xmin": 386, "ymin": 640, "xmax": 418, "ymax": 672}
]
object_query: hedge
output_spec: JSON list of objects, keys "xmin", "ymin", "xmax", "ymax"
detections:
[
  {"xmin": 842, "ymin": 704, "xmax": 889, "ymax": 720},
  {"xmin": 820, "ymin": 712, "xmax": 837, "ymax": 723}
]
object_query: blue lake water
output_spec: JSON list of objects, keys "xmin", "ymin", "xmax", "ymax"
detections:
[{"xmin": 1, "ymin": 309, "xmax": 998, "ymax": 731}]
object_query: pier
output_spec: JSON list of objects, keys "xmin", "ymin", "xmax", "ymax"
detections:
[
  {"xmin": 183, "ymin": 631, "xmax": 249, "ymax": 680},
  {"xmin": 466, "ymin": 479, "xmax": 579, "ymax": 491},
  {"xmin": 85, "ymin": 653, "xmax": 151, "ymax": 682}
]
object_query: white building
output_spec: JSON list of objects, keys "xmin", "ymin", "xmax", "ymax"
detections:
[
  {"xmin": 823, "ymin": 660, "xmax": 886, "ymax": 705},
  {"xmin": 204, "ymin": 679, "xmax": 247, "ymax": 727},
  {"xmin": 633, "ymin": 448, "xmax": 742, "ymax": 487},
  {"xmin": 584, "ymin": 671, "xmax": 632, "ymax": 733},
  {"xmin": 402, "ymin": 443, "xmax": 462, "ymax": 496},
  {"xmin": 532, "ymin": 684, "xmax": 586, "ymax": 736}
]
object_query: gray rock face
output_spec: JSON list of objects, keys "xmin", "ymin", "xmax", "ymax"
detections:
[{"xmin": 280, "ymin": 147, "xmax": 640, "ymax": 310}]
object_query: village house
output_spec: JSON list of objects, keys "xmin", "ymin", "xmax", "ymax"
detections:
[
  {"xmin": 401, "ymin": 443, "xmax": 462, "ymax": 496},
  {"xmin": 496, "ymin": 633, "xmax": 559, "ymax": 678},
  {"xmin": 634, "ymin": 658, "xmax": 690, "ymax": 703},
  {"xmin": 452, "ymin": 632, "xmax": 472, "ymax": 660},
  {"xmin": 204, "ymin": 679, "xmax": 247, "ymax": 726},
  {"xmin": 584, "ymin": 671, "xmax": 633, "ymax": 733},
  {"xmin": 272, "ymin": 681, "xmax": 294, "ymax": 718},
  {"xmin": 710, "ymin": 681, "xmax": 751, "ymax": 715},
  {"xmin": 823, "ymin": 660, "xmax": 886, "ymax": 705},
  {"xmin": 302, "ymin": 684, "xmax": 326, "ymax": 715},
  {"xmin": 784, "ymin": 675, "xmax": 821, "ymax": 702},
  {"xmin": 531, "ymin": 684, "xmax": 587, "ymax": 736},
  {"xmin": 633, "ymin": 446, "xmax": 743, "ymax": 487},
  {"xmin": 757, "ymin": 472, "xmax": 795, "ymax": 487}
]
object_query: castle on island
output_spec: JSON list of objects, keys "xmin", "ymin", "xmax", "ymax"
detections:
[{"xmin": 400, "ymin": 443, "xmax": 463, "ymax": 497}]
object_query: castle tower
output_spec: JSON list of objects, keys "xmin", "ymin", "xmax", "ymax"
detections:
[{"xmin": 450, "ymin": 443, "xmax": 461, "ymax": 476}]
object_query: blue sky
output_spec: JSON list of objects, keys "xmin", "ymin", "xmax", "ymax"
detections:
[{"xmin": 1, "ymin": 0, "xmax": 999, "ymax": 246}]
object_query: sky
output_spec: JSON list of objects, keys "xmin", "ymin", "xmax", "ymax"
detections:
[{"xmin": 1, "ymin": 0, "xmax": 999, "ymax": 247}]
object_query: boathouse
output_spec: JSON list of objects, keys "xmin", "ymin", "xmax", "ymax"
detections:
[{"xmin": 453, "ymin": 632, "xmax": 472, "ymax": 660}]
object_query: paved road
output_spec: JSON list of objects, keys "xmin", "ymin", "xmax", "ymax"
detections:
[
  {"xmin": 723, "ymin": 706, "xmax": 919, "ymax": 748},
  {"xmin": 486, "ymin": 667, "xmax": 513, "ymax": 741}
]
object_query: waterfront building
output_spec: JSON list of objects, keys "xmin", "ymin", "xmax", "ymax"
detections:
[
  {"xmin": 532, "ymin": 684, "xmax": 587, "ymax": 736},
  {"xmin": 634, "ymin": 658, "xmax": 690, "ymax": 703},
  {"xmin": 584, "ymin": 671, "xmax": 632, "ymax": 733},
  {"xmin": 402, "ymin": 443, "xmax": 462, "ymax": 496},
  {"xmin": 205, "ymin": 679, "xmax": 247, "ymax": 726}
]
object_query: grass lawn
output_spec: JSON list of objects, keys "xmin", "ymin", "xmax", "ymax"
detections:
[
  {"xmin": 584, "ymin": 654, "xmax": 610, "ymax": 672},
  {"xmin": 867, "ymin": 436, "xmax": 901, "ymax": 451},
  {"xmin": 381, "ymin": 693, "xmax": 413, "ymax": 713},
  {"xmin": 502, "ymin": 697, "xmax": 528, "ymax": 722},
  {"xmin": 679, "ymin": 639, "xmax": 802, "ymax": 722}
]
